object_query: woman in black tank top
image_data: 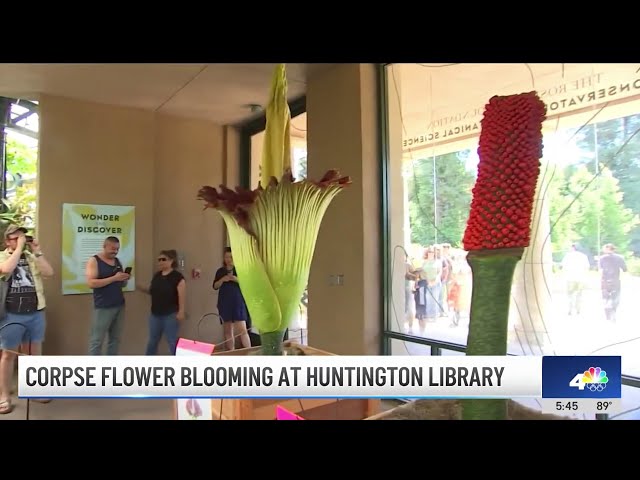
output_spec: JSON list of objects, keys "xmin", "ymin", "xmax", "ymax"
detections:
[{"xmin": 137, "ymin": 250, "xmax": 186, "ymax": 355}]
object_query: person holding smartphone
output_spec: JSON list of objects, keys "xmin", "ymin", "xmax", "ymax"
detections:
[
  {"xmin": 0, "ymin": 225, "xmax": 54, "ymax": 414},
  {"xmin": 213, "ymin": 247, "xmax": 251, "ymax": 351},
  {"xmin": 85, "ymin": 236, "xmax": 130, "ymax": 355}
]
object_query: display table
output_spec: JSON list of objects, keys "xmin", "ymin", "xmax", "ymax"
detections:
[{"xmin": 210, "ymin": 343, "xmax": 380, "ymax": 420}]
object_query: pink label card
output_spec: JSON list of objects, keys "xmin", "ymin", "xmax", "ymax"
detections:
[
  {"xmin": 175, "ymin": 338, "xmax": 215, "ymax": 356},
  {"xmin": 276, "ymin": 405, "xmax": 305, "ymax": 420}
]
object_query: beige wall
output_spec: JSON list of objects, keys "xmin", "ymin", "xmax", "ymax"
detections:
[
  {"xmin": 250, "ymin": 131, "xmax": 263, "ymax": 188},
  {"xmin": 37, "ymin": 65, "xmax": 382, "ymax": 357},
  {"xmin": 38, "ymin": 95, "xmax": 233, "ymax": 355},
  {"xmin": 153, "ymin": 115, "xmax": 231, "ymax": 348},
  {"xmin": 306, "ymin": 64, "xmax": 381, "ymax": 355}
]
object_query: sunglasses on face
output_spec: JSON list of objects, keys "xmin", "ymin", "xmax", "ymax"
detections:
[{"xmin": 158, "ymin": 257, "xmax": 169, "ymax": 262}]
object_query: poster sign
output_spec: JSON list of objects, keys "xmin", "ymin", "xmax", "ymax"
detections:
[
  {"xmin": 175, "ymin": 338, "xmax": 216, "ymax": 420},
  {"xmin": 61, "ymin": 203, "xmax": 135, "ymax": 295}
]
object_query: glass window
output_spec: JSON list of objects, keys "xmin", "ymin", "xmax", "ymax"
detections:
[{"xmin": 382, "ymin": 63, "xmax": 640, "ymax": 383}]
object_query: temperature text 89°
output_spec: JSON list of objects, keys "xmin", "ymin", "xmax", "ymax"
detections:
[{"xmin": 542, "ymin": 399, "xmax": 620, "ymax": 415}]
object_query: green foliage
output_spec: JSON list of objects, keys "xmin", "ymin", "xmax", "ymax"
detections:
[
  {"xmin": 406, "ymin": 113, "xmax": 640, "ymax": 268},
  {"xmin": 548, "ymin": 164, "xmax": 577, "ymax": 257},
  {"xmin": 574, "ymin": 166, "xmax": 637, "ymax": 254},
  {"xmin": 574, "ymin": 115, "xmax": 640, "ymax": 254},
  {"xmin": 626, "ymin": 256, "xmax": 640, "ymax": 276},
  {"xmin": 1, "ymin": 134, "xmax": 38, "ymax": 243},
  {"xmin": 549, "ymin": 164, "xmax": 638, "ymax": 256},
  {"xmin": 0, "ymin": 197, "xmax": 31, "ymax": 248},
  {"xmin": 6, "ymin": 135, "xmax": 37, "ymax": 178},
  {"xmin": 407, "ymin": 152, "xmax": 476, "ymax": 248},
  {"xmin": 9, "ymin": 185, "xmax": 37, "ymax": 226},
  {"xmin": 546, "ymin": 113, "xmax": 640, "ymax": 259}
]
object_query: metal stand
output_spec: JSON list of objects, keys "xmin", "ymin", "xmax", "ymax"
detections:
[{"xmin": 196, "ymin": 312, "xmax": 221, "ymax": 343}]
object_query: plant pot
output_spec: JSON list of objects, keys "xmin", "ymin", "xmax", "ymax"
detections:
[{"xmin": 211, "ymin": 343, "xmax": 380, "ymax": 420}]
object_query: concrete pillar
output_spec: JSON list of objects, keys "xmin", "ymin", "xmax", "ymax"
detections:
[
  {"xmin": 509, "ymin": 157, "xmax": 554, "ymax": 355},
  {"xmin": 305, "ymin": 64, "xmax": 381, "ymax": 355}
]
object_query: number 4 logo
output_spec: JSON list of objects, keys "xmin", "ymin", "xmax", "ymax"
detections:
[{"xmin": 569, "ymin": 373, "xmax": 586, "ymax": 390}]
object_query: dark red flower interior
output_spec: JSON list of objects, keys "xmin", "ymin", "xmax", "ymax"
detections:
[
  {"xmin": 462, "ymin": 92, "xmax": 547, "ymax": 251},
  {"xmin": 197, "ymin": 169, "xmax": 352, "ymax": 234}
]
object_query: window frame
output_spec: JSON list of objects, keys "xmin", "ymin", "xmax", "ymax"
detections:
[{"xmin": 376, "ymin": 63, "xmax": 640, "ymax": 407}]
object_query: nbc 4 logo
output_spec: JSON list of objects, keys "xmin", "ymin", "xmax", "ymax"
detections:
[{"xmin": 569, "ymin": 367, "xmax": 609, "ymax": 392}]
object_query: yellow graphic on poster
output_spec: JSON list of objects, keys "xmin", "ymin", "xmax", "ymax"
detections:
[{"xmin": 62, "ymin": 203, "xmax": 135, "ymax": 295}]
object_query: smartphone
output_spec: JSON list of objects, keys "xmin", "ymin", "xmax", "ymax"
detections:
[{"xmin": 125, "ymin": 267, "xmax": 133, "ymax": 275}]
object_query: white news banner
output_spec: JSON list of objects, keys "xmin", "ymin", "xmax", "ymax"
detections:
[{"xmin": 17, "ymin": 355, "xmax": 543, "ymax": 399}]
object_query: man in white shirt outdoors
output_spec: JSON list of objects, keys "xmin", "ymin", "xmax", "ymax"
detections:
[{"xmin": 561, "ymin": 243, "xmax": 591, "ymax": 316}]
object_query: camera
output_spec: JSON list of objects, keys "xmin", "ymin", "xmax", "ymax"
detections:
[{"xmin": 25, "ymin": 235, "xmax": 34, "ymax": 243}]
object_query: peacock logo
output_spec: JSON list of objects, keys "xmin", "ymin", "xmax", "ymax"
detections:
[{"xmin": 569, "ymin": 366, "xmax": 608, "ymax": 392}]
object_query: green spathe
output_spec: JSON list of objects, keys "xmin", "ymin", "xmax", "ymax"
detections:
[{"xmin": 217, "ymin": 178, "xmax": 347, "ymax": 337}]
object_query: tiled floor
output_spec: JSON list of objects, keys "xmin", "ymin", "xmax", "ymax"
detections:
[{"xmin": 0, "ymin": 397, "xmax": 175, "ymax": 420}]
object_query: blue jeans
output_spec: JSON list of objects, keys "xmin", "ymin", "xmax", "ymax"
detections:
[
  {"xmin": 0, "ymin": 310, "xmax": 46, "ymax": 350},
  {"xmin": 146, "ymin": 313, "xmax": 179, "ymax": 355},
  {"xmin": 89, "ymin": 306, "xmax": 125, "ymax": 355},
  {"xmin": 426, "ymin": 283, "xmax": 442, "ymax": 319}
]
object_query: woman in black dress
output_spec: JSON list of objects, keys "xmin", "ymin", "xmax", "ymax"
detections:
[{"xmin": 213, "ymin": 247, "xmax": 251, "ymax": 351}]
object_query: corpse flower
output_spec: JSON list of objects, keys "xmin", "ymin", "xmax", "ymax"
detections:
[
  {"xmin": 198, "ymin": 64, "xmax": 350, "ymax": 355},
  {"xmin": 462, "ymin": 92, "xmax": 546, "ymax": 421}
]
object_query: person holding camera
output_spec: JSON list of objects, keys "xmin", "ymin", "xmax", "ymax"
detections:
[
  {"xmin": 0, "ymin": 225, "xmax": 54, "ymax": 414},
  {"xmin": 85, "ymin": 236, "xmax": 130, "ymax": 355}
]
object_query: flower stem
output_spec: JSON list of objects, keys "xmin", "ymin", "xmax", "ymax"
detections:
[
  {"xmin": 260, "ymin": 330, "xmax": 286, "ymax": 355},
  {"xmin": 462, "ymin": 248, "xmax": 523, "ymax": 421}
]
